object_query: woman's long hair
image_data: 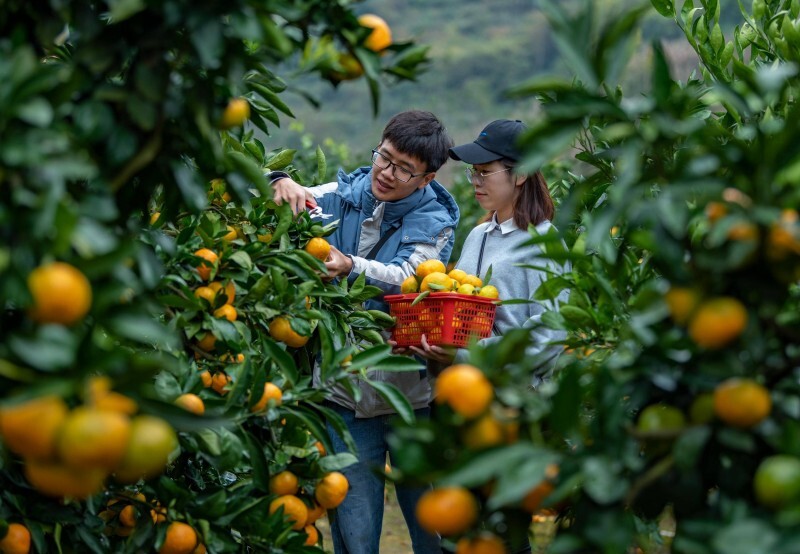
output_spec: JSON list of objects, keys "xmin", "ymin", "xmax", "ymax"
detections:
[{"xmin": 480, "ymin": 161, "xmax": 554, "ymax": 228}]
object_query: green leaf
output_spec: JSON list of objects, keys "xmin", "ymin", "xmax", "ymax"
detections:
[
  {"xmin": 364, "ymin": 379, "xmax": 414, "ymax": 424},
  {"xmin": 712, "ymin": 519, "xmax": 779, "ymax": 554},
  {"xmin": 316, "ymin": 145, "xmax": 327, "ymax": 184},
  {"xmin": 243, "ymin": 431, "xmax": 270, "ymax": 492},
  {"xmin": 106, "ymin": 313, "xmax": 179, "ymax": 349},
  {"xmin": 318, "ymin": 453, "xmax": 358, "ymax": 472},
  {"xmin": 249, "ymin": 83, "xmax": 295, "ymax": 117},
  {"xmin": 154, "ymin": 371, "xmax": 182, "ymax": 400},
  {"xmin": 350, "ymin": 344, "xmax": 392, "ymax": 367},
  {"xmin": 440, "ymin": 443, "xmax": 541, "ymax": 488},
  {"xmin": 650, "ymin": 0, "xmax": 675, "ymax": 17},
  {"xmin": 106, "ymin": 0, "xmax": 145, "ymax": 22},
  {"xmin": 15, "ymin": 98, "xmax": 53, "ymax": 127},
  {"xmin": 261, "ymin": 340, "xmax": 300, "ymax": 386},
  {"xmin": 581, "ymin": 455, "xmax": 628, "ymax": 503},
  {"xmin": 8, "ymin": 326, "xmax": 78, "ymax": 372}
]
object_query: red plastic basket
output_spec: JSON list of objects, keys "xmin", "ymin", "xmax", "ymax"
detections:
[{"xmin": 385, "ymin": 292, "xmax": 498, "ymax": 348}]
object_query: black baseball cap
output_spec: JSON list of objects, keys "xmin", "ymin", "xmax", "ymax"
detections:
[{"xmin": 448, "ymin": 119, "xmax": 526, "ymax": 164}]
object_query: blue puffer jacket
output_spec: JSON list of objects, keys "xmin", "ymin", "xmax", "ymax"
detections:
[
  {"xmin": 312, "ymin": 167, "xmax": 460, "ymax": 311},
  {"xmin": 309, "ymin": 166, "xmax": 460, "ymax": 417}
]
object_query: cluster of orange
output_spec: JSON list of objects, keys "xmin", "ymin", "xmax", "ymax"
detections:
[
  {"xmin": 99, "ymin": 492, "xmax": 205, "ymax": 553},
  {"xmin": 0, "ymin": 377, "xmax": 177, "ymax": 500},
  {"xmin": 267, "ymin": 469, "xmax": 349, "ymax": 547},
  {"xmin": 412, "ymin": 364, "xmax": 556, "ymax": 551},
  {"xmin": 401, "ymin": 259, "xmax": 499, "ymax": 299}
]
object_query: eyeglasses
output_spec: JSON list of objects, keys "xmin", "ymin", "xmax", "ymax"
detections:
[
  {"xmin": 465, "ymin": 166, "xmax": 511, "ymax": 184},
  {"xmin": 371, "ymin": 150, "xmax": 427, "ymax": 183}
]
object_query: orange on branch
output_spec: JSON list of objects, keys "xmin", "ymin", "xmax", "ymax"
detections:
[
  {"xmin": 27, "ymin": 261, "xmax": 92, "ymax": 325},
  {"xmin": 251, "ymin": 382, "xmax": 283, "ymax": 412},
  {"xmin": 713, "ymin": 378, "xmax": 771, "ymax": 429},
  {"xmin": 314, "ymin": 472, "xmax": 349, "ymax": 509},
  {"xmin": 175, "ymin": 393, "xmax": 205, "ymax": 415},
  {"xmin": 269, "ymin": 495, "xmax": 308, "ymax": 531},
  {"xmin": 269, "ymin": 317, "xmax": 310, "ymax": 348},
  {"xmin": 193, "ymin": 249, "xmax": 218, "ymax": 281},
  {"xmin": 664, "ymin": 286, "xmax": 700, "ymax": 325},
  {"xmin": 455, "ymin": 533, "xmax": 507, "ymax": 554},
  {"xmin": 219, "ymin": 97, "xmax": 250, "ymax": 130},
  {"xmin": 114, "ymin": 415, "xmax": 178, "ymax": 484},
  {"xmin": 159, "ymin": 521, "xmax": 198, "ymax": 554},
  {"xmin": 213, "ymin": 304, "xmax": 237, "ymax": 322},
  {"xmin": 304, "ymin": 525, "xmax": 320, "ymax": 546},
  {"xmin": 58, "ymin": 407, "xmax": 131, "ymax": 470},
  {"xmin": 434, "ymin": 364, "xmax": 493, "ymax": 419},
  {"xmin": 24, "ymin": 460, "xmax": 107, "ymax": 499},
  {"xmin": 269, "ymin": 470, "xmax": 299, "ymax": 496},
  {"xmin": 208, "ymin": 281, "xmax": 235, "ymax": 304},
  {"xmin": 0, "ymin": 395, "xmax": 68, "ymax": 460},
  {"xmin": 415, "ymin": 487, "xmax": 478, "ymax": 537},
  {"xmin": 688, "ymin": 297, "xmax": 747, "ymax": 349},
  {"xmin": 0, "ymin": 523, "xmax": 31, "ymax": 554},
  {"xmin": 358, "ymin": 14, "xmax": 392, "ymax": 52}
]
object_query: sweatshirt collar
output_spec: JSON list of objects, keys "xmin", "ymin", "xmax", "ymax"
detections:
[{"xmin": 484, "ymin": 212, "xmax": 520, "ymax": 235}]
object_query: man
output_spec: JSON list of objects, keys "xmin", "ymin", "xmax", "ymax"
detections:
[{"xmin": 271, "ymin": 110, "xmax": 458, "ymax": 554}]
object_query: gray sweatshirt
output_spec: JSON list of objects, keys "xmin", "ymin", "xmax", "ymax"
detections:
[{"xmin": 452, "ymin": 216, "xmax": 569, "ymax": 378}]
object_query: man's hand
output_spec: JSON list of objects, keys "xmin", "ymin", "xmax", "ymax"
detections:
[
  {"xmin": 409, "ymin": 334, "xmax": 456, "ymax": 365},
  {"xmin": 324, "ymin": 245, "xmax": 354, "ymax": 280},
  {"xmin": 272, "ymin": 177, "xmax": 315, "ymax": 215}
]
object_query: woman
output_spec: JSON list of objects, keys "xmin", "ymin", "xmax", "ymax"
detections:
[
  {"xmin": 410, "ymin": 119, "xmax": 568, "ymax": 378},
  {"xmin": 404, "ymin": 119, "xmax": 569, "ymax": 554}
]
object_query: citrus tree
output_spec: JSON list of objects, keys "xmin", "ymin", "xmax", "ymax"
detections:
[
  {"xmin": 0, "ymin": 1, "xmax": 427, "ymax": 551},
  {"xmin": 389, "ymin": 0, "xmax": 800, "ymax": 553}
]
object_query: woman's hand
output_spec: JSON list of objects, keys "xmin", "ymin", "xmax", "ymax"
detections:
[{"xmin": 409, "ymin": 334, "xmax": 455, "ymax": 365}]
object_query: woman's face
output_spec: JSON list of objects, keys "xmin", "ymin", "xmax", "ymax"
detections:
[{"xmin": 470, "ymin": 161, "xmax": 521, "ymax": 222}]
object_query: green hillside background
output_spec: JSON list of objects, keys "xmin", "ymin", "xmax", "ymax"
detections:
[{"xmin": 266, "ymin": 0, "xmax": 739, "ymax": 186}]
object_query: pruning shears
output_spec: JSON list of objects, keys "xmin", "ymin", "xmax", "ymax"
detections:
[{"xmin": 305, "ymin": 200, "xmax": 333, "ymax": 219}]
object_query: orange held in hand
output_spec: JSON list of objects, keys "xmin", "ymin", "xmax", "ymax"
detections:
[
  {"xmin": 305, "ymin": 237, "xmax": 331, "ymax": 261},
  {"xmin": 27, "ymin": 261, "xmax": 92, "ymax": 325}
]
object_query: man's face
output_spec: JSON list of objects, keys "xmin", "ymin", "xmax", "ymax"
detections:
[{"xmin": 370, "ymin": 140, "xmax": 434, "ymax": 202}]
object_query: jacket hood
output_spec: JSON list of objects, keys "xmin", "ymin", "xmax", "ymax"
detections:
[{"xmin": 336, "ymin": 167, "xmax": 459, "ymax": 243}]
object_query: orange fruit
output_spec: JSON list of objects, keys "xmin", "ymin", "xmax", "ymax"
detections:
[
  {"xmin": 415, "ymin": 487, "xmax": 478, "ymax": 536},
  {"xmin": 521, "ymin": 464, "xmax": 559, "ymax": 513},
  {"xmin": 304, "ymin": 525, "xmax": 319, "ymax": 546},
  {"xmin": 159, "ymin": 521, "xmax": 198, "ymax": 554},
  {"xmin": 477, "ymin": 285, "xmax": 499, "ymax": 299},
  {"xmin": 688, "ymin": 297, "xmax": 747, "ymax": 349},
  {"xmin": 221, "ymin": 225, "xmax": 238, "ymax": 242},
  {"xmin": 269, "ymin": 317, "xmax": 310, "ymax": 348},
  {"xmin": 208, "ymin": 281, "xmax": 235, "ymax": 305},
  {"xmin": 196, "ymin": 332, "xmax": 217, "ymax": 352},
  {"xmin": 151, "ymin": 506, "xmax": 167, "ymax": 524},
  {"xmin": 305, "ymin": 501, "xmax": 326, "ymax": 525},
  {"xmin": 58, "ymin": 407, "xmax": 131, "ymax": 470},
  {"xmin": 664, "ymin": 286, "xmax": 700, "ymax": 325},
  {"xmin": 461, "ymin": 414, "xmax": 506, "ymax": 450},
  {"xmin": 314, "ymin": 471, "xmax": 349, "ymax": 509},
  {"xmin": 199, "ymin": 370, "xmax": 213, "ymax": 388},
  {"xmin": 194, "ymin": 286, "xmax": 217, "ymax": 306},
  {"xmin": 27, "ymin": 261, "xmax": 92, "ymax": 325},
  {"xmin": 455, "ymin": 532, "xmax": 506, "ymax": 554},
  {"xmin": 114, "ymin": 415, "xmax": 178, "ymax": 484},
  {"xmin": 257, "ymin": 232, "xmax": 273, "ymax": 243},
  {"xmin": 314, "ymin": 441, "xmax": 327, "ymax": 457},
  {"xmin": 420, "ymin": 271, "xmax": 453, "ymax": 292},
  {"xmin": 713, "ymin": 378, "xmax": 771, "ymax": 428},
  {"xmin": 461, "ymin": 274, "xmax": 483, "ymax": 288},
  {"xmin": 434, "ymin": 364, "xmax": 493, "ymax": 419},
  {"xmin": 727, "ymin": 222, "xmax": 759, "ymax": 241},
  {"xmin": 213, "ymin": 304, "xmax": 237, "ymax": 322},
  {"xmin": 0, "ymin": 522, "xmax": 31, "ymax": 554},
  {"xmin": 175, "ymin": 393, "xmax": 205, "ymax": 415},
  {"xmin": 704, "ymin": 201, "xmax": 727, "ymax": 223},
  {"xmin": 149, "ymin": 212, "xmax": 161, "ymax": 226},
  {"xmin": 331, "ymin": 52, "xmax": 364, "ymax": 81},
  {"xmin": 193, "ymin": 249, "xmax": 218, "ymax": 281},
  {"xmin": 219, "ymin": 97, "xmax": 250, "ymax": 130},
  {"xmin": 753, "ymin": 455, "xmax": 800, "ymax": 509},
  {"xmin": 448, "ymin": 268, "xmax": 468, "ymax": 284},
  {"xmin": 269, "ymin": 470, "xmax": 299, "ymax": 496},
  {"xmin": 119, "ymin": 504, "xmax": 138, "ymax": 527},
  {"xmin": 251, "ymin": 382, "xmax": 283, "ymax": 412},
  {"xmin": 94, "ymin": 391, "xmax": 139, "ymax": 416},
  {"xmin": 0, "ymin": 395, "xmax": 68, "ymax": 460},
  {"xmin": 415, "ymin": 259, "xmax": 446, "ymax": 279},
  {"xmin": 637, "ymin": 404, "xmax": 686, "ymax": 433},
  {"xmin": 305, "ymin": 237, "xmax": 331, "ymax": 261},
  {"xmin": 358, "ymin": 14, "xmax": 392, "ymax": 52},
  {"xmin": 269, "ymin": 495, "xmax": 309, "ymax": 531},
  {"xmin": 24, "ymin": 460, "xmax": 107, "ymax": 499},
  {"xmin": 457, "ymin": 283, "xmax": 476, "ymax": 295},
  {"xmin": 192, "ymin": 544, "xmax": 207, "ymax": 554},
  {"xmin": 211, "ymin": 372, "xmax": 231, "ymax": 395},
  {"xmin": 400, "ymin": 275, "xmax": 419, "ymax": 293}
]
